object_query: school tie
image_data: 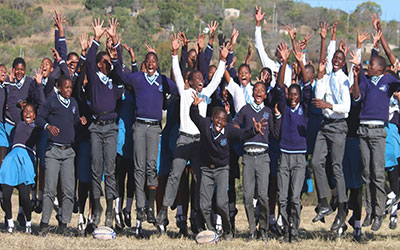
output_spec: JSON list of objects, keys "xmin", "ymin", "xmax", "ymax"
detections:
[
  {"xmin": 330, "ymin": 72, "xmax": 342, "ymax": 103},
  {"xmin": 243, "ymin": 87, "xmax": 252, "ymax": 104},
  {"xmin": 371, "ymin": 76, "xmax": 381, "ymax": 85},
  {"xmin": 198, "ymin": 92, "xmax": 211, "ymax": 104},
  {"xmin": 42, "ymin": 78, "xmax": 47, "ymax": 86}
]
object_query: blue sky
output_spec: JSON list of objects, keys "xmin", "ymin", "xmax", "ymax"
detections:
[{"xmin": 298, "ymin": 0, "xmax": 399, "ymax": 21}]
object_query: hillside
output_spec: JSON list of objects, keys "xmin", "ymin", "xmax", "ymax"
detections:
[{"xmin": 0, "ymin": 0, "xmax": 399, "ymax": 76}]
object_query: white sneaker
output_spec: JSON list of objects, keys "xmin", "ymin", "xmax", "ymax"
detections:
[{"xmin": 25, "ymin": 225, "xmax": 32, "ymax": 234}]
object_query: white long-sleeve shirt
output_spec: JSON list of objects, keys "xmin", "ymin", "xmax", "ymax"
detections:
[
  {"xmin": 172, "ymin": 54, "xmax": 226, "ymax": 135},
  {"xmin": 225, "ymin": 78, "xmax": 250, "ymax": 113},
  {"xmin": 255, "ymin": 26, "xmax": 292, "ymax": 87},
  {"xmin": 315, "ymin": 69, "xmax": 351, "ymax": 119}
]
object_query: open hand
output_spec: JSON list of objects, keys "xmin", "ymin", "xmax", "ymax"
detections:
[
  {"xmin": 34, "ymin": 68, "xmax": 43, "ymax": 84},
  {"xmin": 191, "ymin": 91, "xmax": 205, "ymax": 106},
  {"xmin": 252, "ymin": 117, "xmax": 268, "ymax": 136},
  {"xmin": 92, "ymin": 18, "xmax": 106, "ymax": 41},
  {"xmin": 255, "ymin": 4, "xmax": 265, "ymax": 26}
]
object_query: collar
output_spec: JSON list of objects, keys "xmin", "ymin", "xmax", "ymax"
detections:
[
  {"xmin": 250, "ymin": 102, "xmax": 265, "ymax": 113},
  {"xmin": 42, "ymin": 77, "xmax": 48, "ymax": 86},
  {"xmin": 15, "ymin": 76, "xmax": 26, "ymax": 89},
  {"xmin": 96, "ymin": 71, "xmax": 111, "ymax": 85},
  {"xmin": 210, "ymin": 123, "xmax": 225, "ymax": 140},
  {"xmin": 144, "ymin": 71, "xmax": 160, "ymax": 86},
  {"xmin": 57, "ymin": 93, "xmax": 70, "ymax": 108},
  {"xmin": 371, "ymin": 74, "xmax": 384, "ymax": 85},
  {"xmin": 291, "ymin": 103, "xmax": 300, "ymax": 112},
  {"xmin": 331, "ymin": 69, "xmax": 343, "ymax": 77}
]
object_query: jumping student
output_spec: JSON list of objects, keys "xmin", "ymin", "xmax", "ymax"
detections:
[
  {"xmin": 189, "ymin": 91, "xmax": 267, "ymax": 240},
  {"xmin": 37, "ymin": 75, "xmax": 86, "ymax": 236},
  {"xmin": 0, "ymin": 104, "xmax": 40, "ymax": 234}
]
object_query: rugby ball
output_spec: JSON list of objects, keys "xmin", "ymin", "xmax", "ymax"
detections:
[
  {"xmin": 195, "ymin": 230, "xmax": 218, "ymax": 244},
  {"xmin": 93, "ymin": 226, "xmax": 116, "ymax": 240}
]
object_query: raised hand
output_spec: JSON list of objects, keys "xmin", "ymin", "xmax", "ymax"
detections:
[
  {"xmin": 79, "ymin": 33, "xmax": 89, "ymax": 55},
  {"xmin": 106, "ymin": 18, "xmax": 119, "ymax": 44},
  {"xmin": 8, "ymin": 67, "xmax": 15, "ymax": 83},
  {"xmin": 229, "ymin": 56, "xmax": 237, "ymax": 69},
  {"xmin": 299, "ymin": 33, "xmax": 312, "ymax": 50},
  {"xmin": 330, "ymin": 22, "xmax": 338, "ymax": 35},
  {"xmin": 230, "ymin": 28, "xmax": 239, "ymax": 50},
  {"xmin": 357, "ymin": 30, "xmax": 370, "ymax": 48},
  {"xmin": 170, "ymin": 33, "xmax": 182, "ymax": 55},
  {"xmin": 293, "ymin": 43, "xmax": 304, "ymax": 62},
  {"xmin": 371, "ymin": 13, "xmax": 381, "ymax": 31},
  {"xmin": 245, "ymin": 44, "xmax": 252, "ymax": 65},
  {"xmin": 372, "ymin": 29, "xmax": 382, "ymax": 49},
  {"xmin": 123, "ymin": 43, "xmax": 135, "ymax": 62},
  {"xmin": 191, "ymin": 91, "xmax": 205, "ymax": 106},
  {"xmin": 349, "ymin": 50, "xmax": 361, "ymax": 65},
  {"xmin": 319, "ymin": 22, "xmax": 328, "ymax": 39},
  {"xmin": 391, "ymin": 60, "xmax": 400, "ymax": 74},
  {"xmin": 51, "ymin": 48, "xmax": 61, "ymax": 62},
  {"xmin": 53, "ymin": 10, "xmax": 66, "ymax": 36},
  {"xmin": 145, "ymin": 43, "xmax": 156, "ymax": 54},
  {"xmin": 208, "ymin": 21, "xmax": 219, "ymax": 38},
  {"xmin": 318, "ymin": 58, "xmax": 327, "ymax": 74},
  {"xmin": 338, "ymin": 40, "xmax": 350, "ymax": 56},
  {"xmin": 107, "ymin": 46, "xmax": 118, "ymax": 60},
  {"xmin": 252, "ymin": 117, "xmax": 267, "ymax": 135},
  {"xmin": 274, "ymin": 103, "xmax": 281, "ymax": 116},
  {"xmin": 92, "ymin": 18, "xmax": 105, "ymax": 41},
  {"xmin": 178, "ymin": 32, "xmax": 190, "ymax": 47},
  {"xmin": 285, "ymin": 24, "xmax": 296, "ymax": 41},
  {"xmin": 277, "ymin": 42, "xmax": 291, "ymax": 63},
  {"xmin": 219, "ymin": 42, "xmax": 229, "ymax": 62},
  {"xmin": 255, "ymin": 4, "xmax": 265, "ymax": 27},
  {"xmin": 197, "ymin": 33, "xmax": 204, "ymax": 52},
  {"xmin": 34, "ymin": 68, "xmax": 43, "ymax": 84},
  {"xmin": 224, "ymin": 101, "xmax": 230, "ymax": 114}
]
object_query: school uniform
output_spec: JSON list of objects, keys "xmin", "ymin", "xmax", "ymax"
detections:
[
  {"xmin": 311, "ymin": 69, "xmax": 351, "ymax": 205},
  {"xmin": 112, "ymin": 44, "xmax": 177, "ymax": 211},
  {"xmin": 233, "ymin": 101, "xmax": 280, "ymax": 234},
  {"xmin": 355, "ymin": 68, "xmax": 400, "ymax": 217},
  {"xmin": 86, "ymin": 40, "xmax": 124, "ymax": 204},
  {"xmin": 0, "ymin": 120, "xmax": 40, "ymax": 225},
  {"xmin": 37, "ymin": 93, "xmax": 80, "ymax": 225}
]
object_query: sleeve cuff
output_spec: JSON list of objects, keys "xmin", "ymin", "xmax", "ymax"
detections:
[
  {"xmin": 113, "ymin": 42, "xmax": 120, "ymax": 49},
  {"xmin": 207, "ymin": 44, "xmax": 213, "ymax": 50},
  {"xmin": 93, "ymin": 40, "xmax": 100, "ymax": 47},
  {"xmin": 354, "ymin": 94, "xmax": 361, "ymax": 102},
  {"xmin": 44, "ymin": 123, "xmax": 49, "ymax": 130},
  {"xmin": 58, "ymin": 37, "xmax": 66, "ymax": 42},
  {"xmin": 80, "ymin": 54, "xmax": 86, "ymax": 61},
  {"xmin": 275, "ymin": 114, "xmax": 282, "ymax": 119},
  {"xmin": 59, "ymin": 60, "xmax": 65, "ymax": 65},
  {"xmin": 132, "ymin": 62, "xmax": 137, "ymax": 67},
  {"xmin": 111, "ymin": 59, "xmax": 119, "ymax": 63}
]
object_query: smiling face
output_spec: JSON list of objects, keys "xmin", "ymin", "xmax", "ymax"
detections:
[
  {"xmin": 0, "ymin": 65, "xmax": 7, "ymax": 83},
  {"xmin": 368, "ymin": 57, "xmax": 385, "ymax": 77},
  {"xmin": 41, "ymin": 58, "xmax": 53, "ymax": 78},
  {"xmin": 22, "ymin": 105, "xmax": 36, "ymax": 124},
  {"xmin": 67, "ymin": 54, "xmax": 79, "ymax": 75},
  {"xmin": 145, "ymin": 53, "xmax": 158, "ymax": 76},
  {"xmin": 14, "ymin": 63, "xmax": 26, "ymax": 81},
  {"xmin": 253, "ymin": 82, "xmax": 267, "ymax": 105},
  {"xmin": 288, "ymin": 85, "xmax": 300, "ymax": 108},
  {"xmin": 97, "ymin": 53, "xmax": 112, "ymax": 76},
  {"xmin": 189, "ymin": 71, "xmax": 204, "ymax": 92},
  {"xmin": 212, "ymin": 109, "xmax": 227, "ymax": 133},
  {"xmin": 58, "ymin": 78, "xmax": 73, "ymax": 99},
  {"xmin": 332, "ymin": 51, "xmax": 345, "ymax": 72},
  {"xmin": 238, "ymin": 65, "xmax": 251, "ymax": 87},
  {"xmin": 188, "ymin": 49, "xmax": 197, "ymax": 69}
]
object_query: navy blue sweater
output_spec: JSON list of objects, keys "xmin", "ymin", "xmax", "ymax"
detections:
[
  {"xmin": 190, "ymin": 104, "xmax": 256, "ymax": 167},
  {"xmin": 356, "ymin": 68, "xmax": 400, "ymax": 123},
  {"xmin": 233, "ymin": 103, "xmax": 280, "ymax": 149},
  {"xmin": 276, "ymin": 83, "xmax": 312, "ymax": 153},
  {"xmin": 37, "ymin": 94, "xmax": 80, "ymax": 145},
  {"xmin": 86, "ymin": 40, "xmax": 124, "ymax": 121},
  {"xmin": 12, "ymin": 121, "xmax": 40, "ymax": 150},
  {"xmin": 0, "ymin": 85, "xmax": 6, "ymax": 123}
]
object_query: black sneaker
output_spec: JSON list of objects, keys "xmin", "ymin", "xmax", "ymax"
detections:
[
  {"xmin": 362, "ymin": 213, "xmax": 372, "ymax": 227},
  {"xmin": 92, "ymin": 203, "xmax": 103, "ymax": 226},
  {"xmin": 147, "ymin": 208, "xmax": 155, "ymax": 224},
  {"xmin": 353, "ymin": 228, "xmax": 362, "ymax": 243},
  {"xmin": 7, "ymin": 224, "xmax": 14, "ymax": 234},
  {"xmin": 259, "ymin": 229, "xmax": 268, "ymax": 242},
  {"xmin": 17, "ymin": 212, "xmax": 25, "ymax": 227},
  {"xmin": 223, "ymin": 231, "xmax": 233, "ymax": 241},
  {"xmin": 177, "ymin": 219, "xmax": 188, "ymax": 237},
  {"xmin": 135, "ymin": 226, "xmax": 144, "ymax": 239},
  {"xmin": 25, "ymin": 224, "xmax": 32, "ymax": 234},
  {"xmin": 122, "ymin": 208, "xmax": 132, "ymax": 228},
  {"xmin": 137, "ymin": 207, "xmax": 146, "ymax": 222},
  {"xmin": 190, "ymin": 216, "xmax": 199, "ymax": 234},
  {"xmin": 38, "ymin": 222, "xmax": 50, "ymax": 237},
  {"xmin": 156, "ymin": 207, "xmax": 167, "ymax": 226},
  {"xmin": 269, "ymin": 223, "xmax": 282, "ymax": 237},
  {"xmin": 389, "ymin": 215, "xmax": 398, "ymax": 230},
  {"xmin": 56, "ymin": 222, "xmax": 67, "ymax": 235},
  {"xmin": 371, "ymin": 215, "xmax": 385, "ymax": 231}
]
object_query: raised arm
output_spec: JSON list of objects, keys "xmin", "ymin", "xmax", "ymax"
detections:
[
  {"xmin": 349, "ymin": 50, "xmax": 361, "ymax": 100},
  {"xmin": 201, "ymin": 43, "xmax": 228, "ymax": 97},
  {"xmin": 170, "ymin": 33, "xmax": 185, "ymax": 94},
  {"xmin": 54, "ymin": 10, "xmax": 67, "ymax": 61},
  {"xmin": 86, "ymin": 19, "xmax": 105, "ymax": 84},
  {"xmin": 293, "ymin": 43, "xmax": 308, "ymax": 83},
  {"xmin": 372, "ymin": 13, "xmax": 397, "ymax": 65},
  {"xmin": 276, "ymin": 42, "xmax": 291, "ymax": 89}
]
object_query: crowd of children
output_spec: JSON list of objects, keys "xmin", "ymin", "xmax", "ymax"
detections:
[{"xmin": 0, "ymin": 6, "xmax": 400, "ymax": 244}]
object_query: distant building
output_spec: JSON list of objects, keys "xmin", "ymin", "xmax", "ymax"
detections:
[{"xmin": 224, "ymin": 8, "xmax": 240, "ymax": 19}]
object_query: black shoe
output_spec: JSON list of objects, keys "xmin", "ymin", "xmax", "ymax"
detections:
[
  {"xmin": 334, "ymin": 223, "xmax": 347, "ymax": 240},
  {"xmin": 157, "ymin": 224, "xmax": 166, "ymax": 237},
  {"xmin": 92, "ymin": 202, "xmax": 103, "ymax": 226},
  {"xmin": 38, "ymin": 222, "xmax": 50, "ymax": 237},
  {"xmin": 177, "ymin": 220, "xmax": 188, "ymax": 237},
  {"xmin": 17, "ymin": 212, "xmax": 25, "ymax": 227},
  {"xmin": 331, "ymin": 215, "xmax": 346, "ymax": 231},
  {"xmin": 156, "ymin": 207, "xmax": 167, "ymax": 226},
  {"xmin": 105, "ymin": 212, "xmax": 113, "ymax": 228},
  {"xmin": 34, "ymin": 200, "xmax": 43, "ymax": 214},
  {"xmin": 7, "ymin": 224, "xmax": 14, "ymax": 234},
  {"xmin": 248, "ymin": 230, "xmax": 257, "ymax": 241},
  {"xmin": 135, "ymin": 226, "xmax": 144, "ymax": 239},
  {"xmin": 371, "ymin": 215, "xmax": 385, "ymax": 231},
  {"xmin": 223, "ymin": 231, "xmax": 233, "ymax": 241},
  {"xmin": 190, "ymin": 216, "xmax": 199, "ymax": 234},
  {"xmin": 147, "ymin": 208, "xmax": 155, "ymax": 224},
  {"xmin": 312, "ymin": 206, "xmax": 333, "ymax": 223},
  {"xmin": 122, "ymin": 208, "xmax": 132, "ymax": 228},
  {"xmin": 78, "ymin": 217, "xmax": 86, "ymax": 237},
  {"xmin": 115, "ymin": 212, "xmax": 124, "ymax": 230},
  {"xmin": 389, "ymin": 215, "xmax": 398, "ymax": 230},
  {"xmin": 269, "ymin": 223, "xmax": 282, "ymax": 237},
  {"xmin": 259, "ymin": 229, "xmax": 268, "ymax": 242},
  {"xmin": 137, "ymin": 207, "xmax": 146, "ymax": 222},
  {"xmin": 362, "ymin": 213, "xmax": 372, "ymax": 227},
  {"xmin": 353, "ymin": 228, "xmax": 362, "ymax": 243},
  {"xmin": 56, "ymin": 222, "xmax": 67, "ymax": 235},
  {"xmin": 290, "ymin": 234, "xmax": 299, "ymax": 243},
  {"xmin": 280, "ymin": 233, "xmax": 290, "ymax": 243}
]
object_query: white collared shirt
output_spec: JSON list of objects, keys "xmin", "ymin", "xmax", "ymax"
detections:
[
  {"xmin": 315, "ymin": 69, "xmax": 351, "ymax": 119},
  {"xmin": 225, "ymin": 78, "xmax": 252, "ymax": 113},
  {"xmin": 171, "ymin": 55, "xmax": 226, "ymax": 135}
]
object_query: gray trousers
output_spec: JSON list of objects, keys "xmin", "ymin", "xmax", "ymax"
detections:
[
  {"xmin": 163, "ymin": 134, "xmax": 201, "ymax": 211},
  {"xmin": 358, "ymin": 126, "xmax": 387, "ymax": 216},
  {"xmin": 89, "ymin": 122, "xmax": 118, "ymax": 200},
  {"xmin": 200, "ymin": 165, "xmax": 231, "ymax": 233},
  {"xmin": 242, "ymin": 153, "xmax": 270, "ymax": 233},
  {"xmin": 311, "ymin": 120, "xmax": 348, "ymax": 203},
  {"xmin": 133, "ymin": 122, "xmax": 161, "ymax": 208},
  {"xmin": 41, "ymin": 145, "xmax": 75, "ymax": 224},
  {"xmin": 278, "ymin": 153, "xmax": 306, "ymax": 237}
]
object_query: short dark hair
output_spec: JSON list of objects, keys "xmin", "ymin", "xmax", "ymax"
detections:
[
  {"xmin": 238, "ymin": 63, "xmax": 251, "ymax": 74},
  {"xmin": 57, "ymin": 75, "xmax": 72, "ymax": 87},
  {"xmin": 288, "ymin": 84, "xmax": 301, "ymax": 94},
  {"xmin": 145, "ymin": 52, "xmax": 158, "ymax": 62},
  {"xmin": 254, "ymin": 81, "xmax": 267, "ymax": 92},
  {"xmin": 334, "ymin": 50, "xmax": 345, "ymax": 59},
  {"xmin": 261, "ymin": 67, "xmax": 272, "ymax": 76},
  {"xmin": 211, "ymin": 106, "xmax": 227, "ymax": 119},
  {"xmin": 96, "ymin": 51, "xmax": 108, "ymax": 64},
  {"xmin": 372, "ymin": 55, "xmax": 387, "ymax": 70},
  {"xmin": 188, "ymin": 70, "xmax": 201, "ymax": 82},
  {"xmin": 41, "ymin": 57, "xmax": 54, "ymax": 67},
  {"xmin": 12, "ymin": 57, "xmax": 26, "ymax": 68},
  {"xmin": 67, "ymin": 52, "xmax": 79, "ymax": 60},
  {"xmin": 305, "ymin": 64, "xmax": 315, "ymax": 73}
]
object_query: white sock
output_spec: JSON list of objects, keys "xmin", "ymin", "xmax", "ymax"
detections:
[
  {"xmin": 78, "ymin": 213, "xmax": 85, "ymax": 224},
  {"xmin": 115, "ymin": 197, "xmax": 121, "ymax": 214},
  {"xmin": 38, "ymin": 191, "xmax": 43, "ymax": 201},
  {"xmin": 18, "ymin": 206, "xmax": 23, "ymax": 214},
  {"xmin": 253, "ymin": 198, "xmax": 258, "ymax": 208},
  {"xmin": 269, "ymin": 214, "xmax": 276, "ymax": 224},
  {"xmin": 26, "ymin": 220, "xmax": 31, "ymax": 227},
  {"xmin": 354, "ymin": 220, "xmax": 361, "ymax": 228},
  {"xmin": 391, "ymin": 204, "xmax": 398, "ymax": 216},
  {"xmin": 277, "ymin": 214, "xmax": 283, "ymax": 227},
  {"xmin": 216, "ymin": 214, "xmax": 222, "ymax": 225},
  {"xmin": 54, "ymin": 197, "xmax": 59, "ymax": 207},
  {"xmin": 388, "ymin": 191, "xmax": 396, "ymax": 200},
  {"xmin": 7, "ymin": 219, "xmax": 14, "ymax": 227},
  {"xmin": 125, "ymin": 198, "xmax": 133, "ymax": 212},
  {"xmin": 136, "ymin": 219, "xmax": 142, "ymax": 228}
]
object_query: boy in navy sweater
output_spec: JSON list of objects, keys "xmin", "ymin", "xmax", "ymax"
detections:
[
  {"xmin": 350, "ymin": 52, "xmax": 400, "ymax": 231},
  {"xmin": 275, "ymin": 43, "xmax": 312, "ymax": 243},
  {"xmin": 37, "ymin": 75, "xmax": 86, "ymax": 236},
  {"xmin": 190, "ymin": 92, "xmax": 266, "ymax": 240}
]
